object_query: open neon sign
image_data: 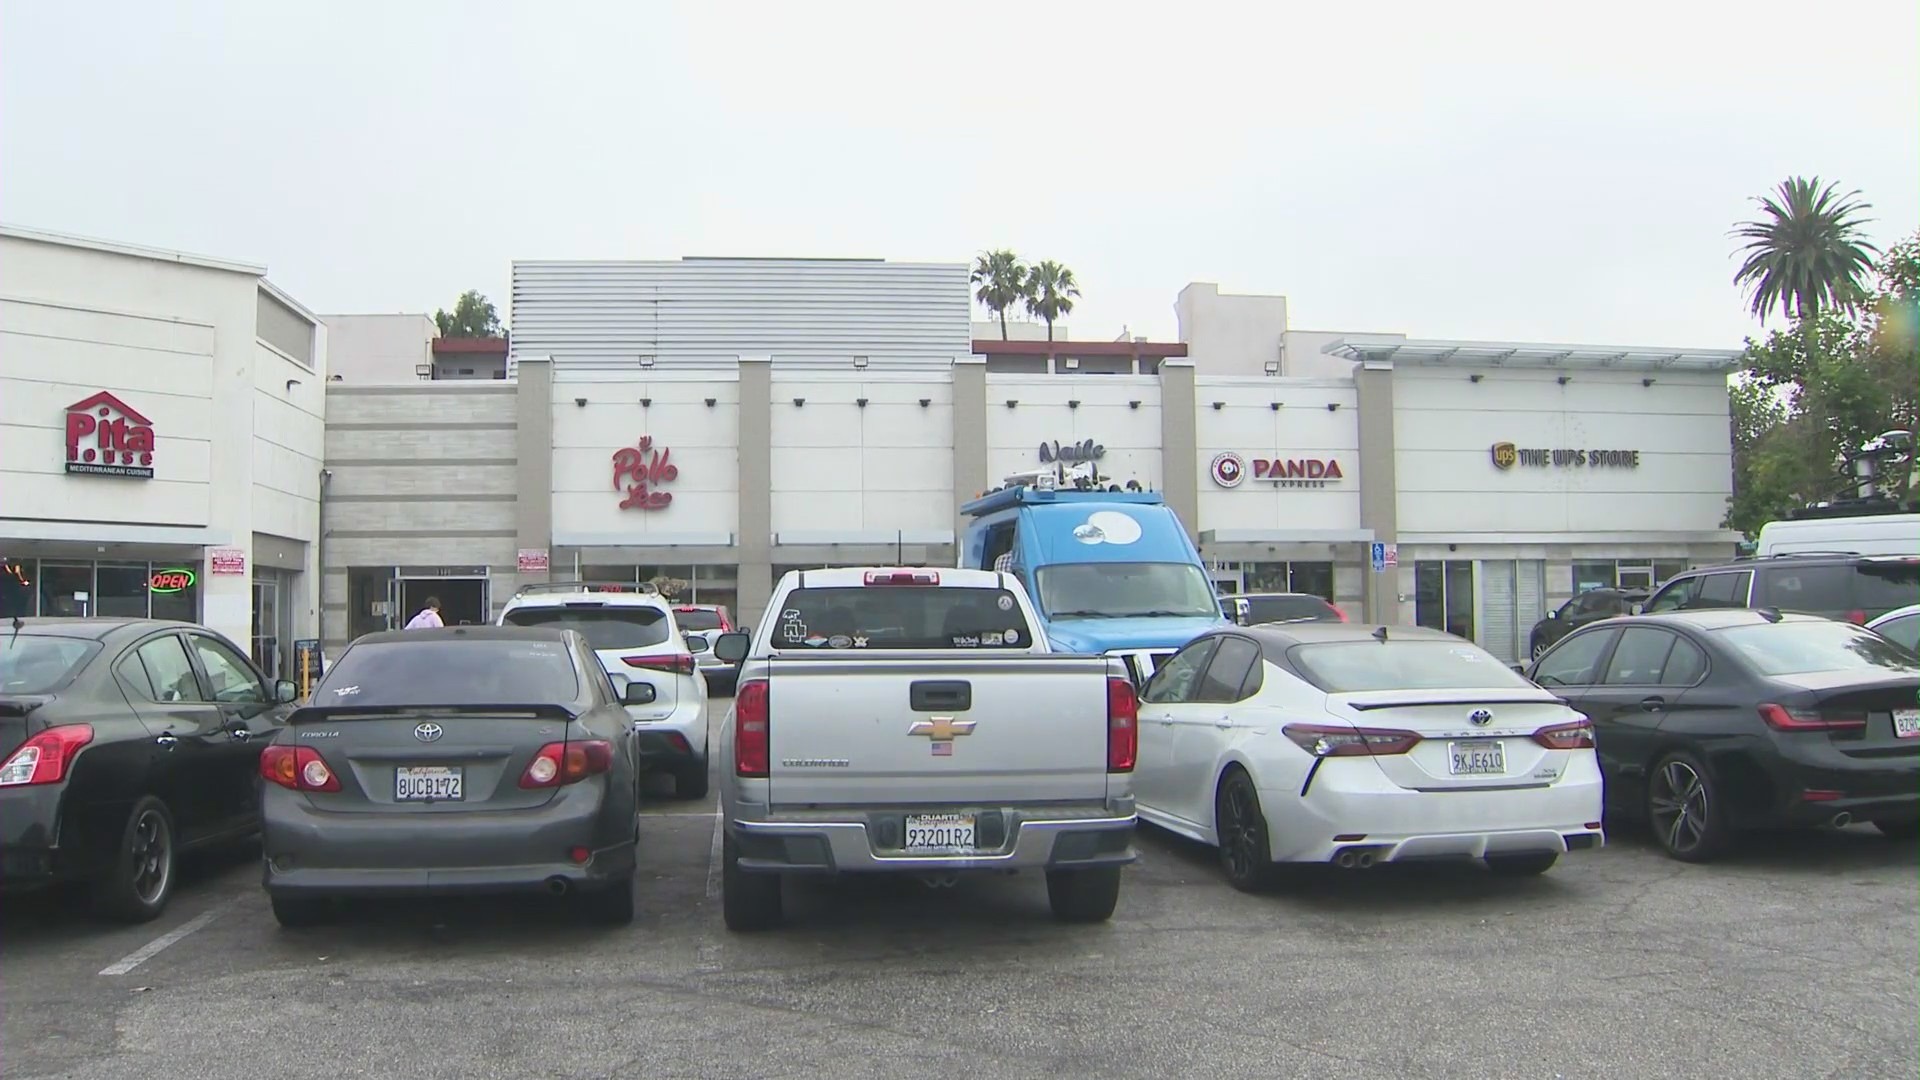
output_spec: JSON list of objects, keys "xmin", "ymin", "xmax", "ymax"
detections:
[{"xmin": 149, "ymin": 568, "xmax": 197, "ymax": 594}]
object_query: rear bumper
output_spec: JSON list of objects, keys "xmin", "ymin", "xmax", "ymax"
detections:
[
  {"xmin": 728, "ymin": 800, "xmax": 1137, "ymax": 874},
  {"xmin": 1750, "ymin": 741, "xmax": 1920, "ymax": 828},
  {"xmin": 1265, "ymin": 759, "xmax": 1606, "ymax": 864},
  {"xmin": 0, "ymin": 787, "xmax": 71, "ymax": 890},
  {"xmin": 261, "ymin": 782, "xmax": 635, "ymax": 897},
  {"xmin": 629, "ymin": 697, "xmax": 708, "ymax": 769}
]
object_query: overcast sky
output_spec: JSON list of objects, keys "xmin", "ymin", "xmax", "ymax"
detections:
[{"xmin": 3, "ymin": 0, "xmax": 1915, "ymax": 348}]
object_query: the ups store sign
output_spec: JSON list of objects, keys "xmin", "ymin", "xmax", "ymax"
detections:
[{"xmin": 1491, "ymin": 443, "xmax": 1641, "ymax": 470}]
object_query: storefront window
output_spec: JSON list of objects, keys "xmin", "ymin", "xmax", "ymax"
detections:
[
  {"xmin": 1653, "ymin": 560, "xmax": 1690, "ymax": 586},
  {"xmin": 1572, "ymin": 561, "xmax": 1618, "ymax": 593},
  {"xmin": 38, "ymin": 563, "xmax": 93, "ymax": 617},
  {"xmin": 1, "ymin": 558, "xmax": 33, "ymax": 618},
  {"xmin": 149, "ymin": 565, "xmax": 200, "ymax": 623},
  {"xmin": 96, "ymin": 563, "xmax": 150, "ymax": 618},
  {"xmin": 1243, "ymin": 561, "xmax": 1334, "ymax": 601},
  {"xmin": 1415, "ymin": 560, "xmax": 1476, "ymax": 640}
]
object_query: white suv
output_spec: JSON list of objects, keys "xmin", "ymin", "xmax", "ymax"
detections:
[{"xmin": 497, "ymin": 582, "xmax": 710, "ymax": 799}]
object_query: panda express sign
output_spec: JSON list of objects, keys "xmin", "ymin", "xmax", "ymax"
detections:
[
  {"xmin": 1208, "ymin": 451, "xmax": 1346, "ymax": 490},
  {"xmin": 65, "ymin": 391, "xmax": 156, "ymax": 479}
]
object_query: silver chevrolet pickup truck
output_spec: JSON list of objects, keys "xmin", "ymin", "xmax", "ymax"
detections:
[{"xmin": 709, "ymin": 567, "xmax": 1139, "ymax": 931}]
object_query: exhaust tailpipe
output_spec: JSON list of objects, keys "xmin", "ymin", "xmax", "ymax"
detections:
[
  {"xmin": 1355, "ymin": 851, "xmax": 1376, "ymax": 869},
  {"xmin": 1334, "ymin": 850, "xmax": 1359, "ymax": 869},
  {"xmin": 920, "ymin": 873, "xmax": 959, "ymax": 889},
  {"xmin": 1830, "ymin": 812, "xmax": 1853, "ymax": 829},
  {"xmin": 545, "ymin": 876, "xmax": 571, "ymax": 896}
]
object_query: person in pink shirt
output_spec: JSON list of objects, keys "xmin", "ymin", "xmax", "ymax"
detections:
[{"xmin": 404, "ymin": 596, "xmax": 444, "ymax": 629}]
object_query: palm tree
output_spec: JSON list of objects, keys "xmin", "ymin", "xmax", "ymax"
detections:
[
  {"xmin": 971, "ymin": 250, "xmax": 1031, "ymax": 339},
  {"xmin": 1024, "ymin": 261, "xmax": 1081, "ymax": 341},
  {"xmin": 1732, "ymin": 177, "xmax": 1880, "ymax": 325}
]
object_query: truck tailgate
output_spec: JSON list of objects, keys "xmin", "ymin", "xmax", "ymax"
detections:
[{"xmin": 764, "ymin": 654, "xmax": 1116, "ymax": 807}]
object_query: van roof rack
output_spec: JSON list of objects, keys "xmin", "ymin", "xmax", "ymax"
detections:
[
  {"xmin": 960, "ymin": 486, "xmax": 1167, "ymax": 517},
  {"xmin": 1729, "ymin": 550, "xmax": 1863, "ymax": 562},
  {"xmin": 511, "ymin": 581, "xmax": 660, "ymax": 598},
  {"xmin": 1783, "ymin": 496, "xmax": 1916, "ymax": 521}
]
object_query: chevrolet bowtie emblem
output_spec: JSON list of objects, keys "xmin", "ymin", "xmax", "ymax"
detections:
[{"xmin": 909, "ymin": 716, "xmax": 977, "ymax": 740}]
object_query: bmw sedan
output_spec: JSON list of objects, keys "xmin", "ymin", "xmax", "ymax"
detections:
[
  {"xmin": 1527, "ymin": 609, "xmax": 1920, "ymax": 861},
  {"xmin": 1134, "ymin": 623, "xmax": 1604, "ymax": 890},
  {"xmin": 260, "ymin": 625, "xmax": 651, "ymax": 926}
]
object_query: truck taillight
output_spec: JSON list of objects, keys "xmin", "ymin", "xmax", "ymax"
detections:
[
  {"xmin": 735, "ymin": 679, "xmax": 770, "ymax": 777},
  {"xmin": 1106, "ymin": 677, "xmax": 1138, "ymax": 773},
  {"xmin": 863, "ymin": 570, "xmax": 939, "ymax": 586}
]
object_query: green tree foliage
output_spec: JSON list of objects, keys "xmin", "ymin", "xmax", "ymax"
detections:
[
  {"xmin": 1023, "ymin": 261, "xmax": 1081, "ymax": 341},
  {"xmin": 970, "ymin": 251, "xmax": 1031, "ymax": 340},
  {"xmin": 434, "ymin": 290, "xmax": 502, "ymax": 339}
]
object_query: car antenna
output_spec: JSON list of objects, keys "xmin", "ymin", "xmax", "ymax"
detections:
[
  {"xmin": 1756, "ymin": 607, "xmax": 1784, "ymax": 623},
  {"xmin": 1372, "ymin": 625, "xmax": 1388, "ymax": 642}
]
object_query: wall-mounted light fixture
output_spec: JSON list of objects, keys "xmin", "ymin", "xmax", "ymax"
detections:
[
  {"xmin": 574, "ymin": 397, "xmax": 587, "ymax": 408},
  {"xmin": 415, "ymin": 363, "xmax": 432, "ymax": 379},
  {"xmin": 639, "ymin": 398, "xmax": 652, "ymax": 408},
  {"xmin": 1212, "ymin": 401, "xmax": 1225, "ymax": 411},
  {"xmin": 1067, "ymin": 399, "xmax": 1081, "ymax": 410},
  {"xmin": 793, "ymin": 397, "xmax": 806, "ymax": 407},
  {"xmin": 285, "ymin": 379, "xmax": 302, "ymax": 391},
  {"xmin": 919, "ymin": 398, "xmax": 931, "ymax": 408},
  {"xmin": 1006, "ymin": 399, "xmax": 1018, "ymax": 409},
  {"xmin": 1469, "ymin": 373, "xmax": 1484, "ymax": 383},
  {"xmin": 856, "ymin": 397, "xmax": 869, "ymax": 408},
  {"xmin": 1326, "ymin": 402, "xmax": 1340, "ymax": 412},
  {"xmin": 638, "ymin": 355, "xmax": 655, "ymax": 369},
  {"xmin": 1642, "ymin": 377, "xmax": 1656, "ymax": 388},
  {"xmin": 1128, "ymin": 400, "xmax": 1141, "ymax": 410},
  {"xmin": 1557, "ymin": 375, "xmax": 1571, "ymax": 386},
  {"xmin": 1064, "ymin": 357, "xmax": 1080, "ymax": 370},
  {"xmin": 853, "ymin": 355, "xmax": 868, "ymax": 369},
  {"xmin": 1270, "ymin": 402, "xmax": 1282, "ymax": 411},
  {"xmin": 1263, "ymin": 360, "xmax": 1279, "ymax": 376},
  {"xmin": 705, "ymin": 397, "xmax": 717, "ymax": 407}
]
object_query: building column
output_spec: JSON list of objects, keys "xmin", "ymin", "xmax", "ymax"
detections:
[
  {"xmin": 951, "ymin": 358, "xmax": 988, "ymax": 550},
  {"xmin": 1158, "ymin": 360, "xmax": 1199, "ymax": 541},
  {"xmin": 736, "ymin": 356, "xmax": 774, "ymax": 624},
  {"xmin": 1354, "ymin": 357, "xmax": 1399, "ymax": 623},
  {"xmin": 514, "ymin": 357, "xmax": 554, "ymax": 589}
]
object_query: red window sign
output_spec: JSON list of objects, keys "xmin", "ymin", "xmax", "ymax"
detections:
[
  {"xmin": 65, "ymin": 391, "xmax": 156, "ymax": 479},
  {"xmin": 612, "ymin": 436, "xmax": 677, "ymax": 511},
  {"xmin": 149, "ymin": 569, "xmax": 197, "ymax": 593}
]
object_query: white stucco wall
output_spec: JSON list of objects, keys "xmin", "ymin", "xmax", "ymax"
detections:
[
  {"xmin": 1193, "ymin": 377, "xmax": 1362, "ymax": 532},
  {"xmin": 769, "ymin": 373, "xmax": 955, "ymax": 534},
  {"xmin": 551, "ymin": 371, "xmax": 742, "ymax": 541},
  {"xmin": 984, "ymin": 374, "xmax": 1163, "ymax": 493},
  {"xmin": 322, "ymin": 313, "xmax": 434, "ymax": 384}
]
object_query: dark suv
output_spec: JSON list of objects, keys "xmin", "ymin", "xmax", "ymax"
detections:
[
  {"xmin": 1643, "ymin": 553, "xmax": 1920, "ymax": 624},
  {"xmin": 1528, "ymin": 587, "xmax": 1649, "ymax": 660}
]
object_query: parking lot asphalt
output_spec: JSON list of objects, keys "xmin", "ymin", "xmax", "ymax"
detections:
[{"xmin": 4, "ymin": 702, "xmax": 1916, "ymax": 1080}]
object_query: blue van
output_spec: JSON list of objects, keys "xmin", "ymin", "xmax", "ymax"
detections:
[{"xmin": 958, "ymin": 486, "xmax": 1228, "ymax": 683}]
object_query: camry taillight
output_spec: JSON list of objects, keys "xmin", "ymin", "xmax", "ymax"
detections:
[
  {"xmin": 260, "ymin": 745, "xmax": 342, "ymax": 792},
  {"xmin": 1106, "ymin": 677, "xmax": 1138, "ymax": 773},
  {"xmin": 1281, "ymin": 723, "xmax": 1421, "ymax": 757},
  {"xmin": 624, "ymin": 654, "xmax": 695, "ymax": 675},
  {"xmin": 1758, "ymin": 703, "xmax": 1867, "ymax": 732},
  {"xmin": 0, "ymin": 725, "xmax": 93, "ymax": 786},
  {"xmin": 735, "ymin": 679, "xmax": 770, "ymax": 777},
  {"xmin": 1532, "ymin": 719, "xmax": 1595, "ymax": 750},
  {"xmin": 520, "ymin": 740, "xmax": 613, "ymax": 788}
]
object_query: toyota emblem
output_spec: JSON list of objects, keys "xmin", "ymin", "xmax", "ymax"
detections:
[
  {"xmin": 414, "ymin": 723, "xmax": 444, "ymax": 742},
  {"xmin": 1468, "ymin": 709, "xmax": 1493, "ymax": 727}
]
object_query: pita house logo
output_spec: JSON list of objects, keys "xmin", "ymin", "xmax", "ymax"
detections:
[{"xmin": 65, "ymin": 391, "xmax": 156, "ymax": 479}]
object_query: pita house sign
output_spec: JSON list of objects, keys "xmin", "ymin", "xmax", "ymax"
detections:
[{"xmin": 65, "ymin": 392, "xmax": 156, "ymax": 479}]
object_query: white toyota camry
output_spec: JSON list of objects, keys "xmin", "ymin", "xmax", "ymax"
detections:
[{"xmin": 1133, "ymin": 622, "xmax": 1604, "ymax": 889}]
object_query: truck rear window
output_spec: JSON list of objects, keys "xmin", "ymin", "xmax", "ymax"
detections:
[{"xmin": 773, "ymin": 587, "xmax": 1034, "ymax": 650}]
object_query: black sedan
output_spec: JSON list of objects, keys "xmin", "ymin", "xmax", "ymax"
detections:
[
  {"xmin": 0, "ymin": 617, "xmax": 298, "ymax": 921},
  {"xmin": 1526, "ymin": 609, "xmax": 1919, "ymax": 861},
  {"xmin": 1527, "ymin": 587, "xmax": 1648, "ymax": 661},
  {"xmin": 260, "ymin": 625, "xmax": 649, "ymax": 927}
]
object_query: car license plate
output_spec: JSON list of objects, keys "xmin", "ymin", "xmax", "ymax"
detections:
[
  {"xmin": 904, "ymin": 813, "xmax": 975, "ymax": 852},
  {"xmin": 1448, "ymin": 741, "xmax": 1507, "ymax": 776},
  {"xmin": 1895, "ymin": 709, "xmax": 1920, "ymax": 739},
  {"xmin": 395, "ymin": 766, "xmax": 463, "ymax": 801}
]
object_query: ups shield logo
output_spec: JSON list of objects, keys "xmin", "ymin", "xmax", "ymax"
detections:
[{"xmin": 1490, "ymin": 442, "xmax": 1518, "ymax": 470}]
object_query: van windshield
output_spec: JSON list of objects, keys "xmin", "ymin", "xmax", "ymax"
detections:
[{"xmin": 1035, "ymin": 562, "xmax": 1221, "ymax": 620}]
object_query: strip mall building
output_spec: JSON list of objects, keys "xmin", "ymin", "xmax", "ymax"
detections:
[{"xmin": 0, "ymin": 228, "xmax": 1745, "ymax": 671}]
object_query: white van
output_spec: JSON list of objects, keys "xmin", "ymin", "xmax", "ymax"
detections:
[{"xmin": 1756, "ymin": 513, "xmax": 1920, "ymax": 558}]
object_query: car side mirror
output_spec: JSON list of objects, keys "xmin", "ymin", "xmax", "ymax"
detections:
[
  {"xmin": 685, "ymin": 636, "xmax": 710, "ymax": 654},
  {"xmin": 713, "ymin": 632, "xmax": 750, "ymax": 664},
  {"xmin": 623, "ymin": 682, "xmax": 657, "ymax": 706},
  {"xmin": 274, "ymin": 680, "xmax": 299, "ymax": 703}
]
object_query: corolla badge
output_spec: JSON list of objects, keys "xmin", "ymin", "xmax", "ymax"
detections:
[
  {"xmin": 414, "ymin": 723, "xmax": 444, "ymax": 742},
  {"xmin": 1468, "ymin": 709, "xmax": 1494, "ymax": 727}
]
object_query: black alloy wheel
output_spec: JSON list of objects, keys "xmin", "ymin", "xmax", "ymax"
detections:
[
  {"xmin": 1648, "ymin": 751, "xmax": 1728, "ymax": 863},
  {"xmin": 1214, "ymin": 769, "xmax": 1277, "ymax": 892},
  {"xmin": 93, "ymin": 796, "xmax": 177, "ymax": 923},
  {"xmin": 1530, "ymin": 638, "xmax": 1549, "ymax": 661}
]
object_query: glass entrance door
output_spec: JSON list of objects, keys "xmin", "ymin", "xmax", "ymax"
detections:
[{"xmin": 252, "ymin": 575, "xmax": 281, "ymax": 679}]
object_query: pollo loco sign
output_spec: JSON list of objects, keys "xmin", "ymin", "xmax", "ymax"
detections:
[
  {"xmin": 612, "ymin": 435, "xmax": 677, "ymax": 511},
  {"xmin": 65, "ymin": 392, "xmax": 156, "ymax": 479}
]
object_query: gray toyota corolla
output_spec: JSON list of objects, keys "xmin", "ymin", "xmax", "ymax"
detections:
[{"xmin": 260, "ymin": 625, "xmax": 651, "ymax": 927}]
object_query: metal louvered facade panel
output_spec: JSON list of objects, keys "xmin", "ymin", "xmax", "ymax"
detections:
[{"xmin": 508, "ymin": 258, "xmax": 972, "ymax": 376}]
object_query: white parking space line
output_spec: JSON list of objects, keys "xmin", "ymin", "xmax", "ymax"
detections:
[
  {"xmin": 705, "ymin": 809, "xmax": 723, "ymax": 899},
  {"xmin": 98, "ymin": 899, "xmax": 236, "ymax": 976},
  {"xmin": 643, "ymin": 811, "xmax": 725, "ymax": 818}
]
